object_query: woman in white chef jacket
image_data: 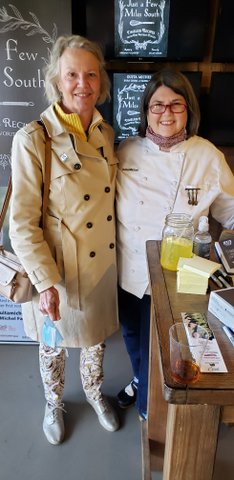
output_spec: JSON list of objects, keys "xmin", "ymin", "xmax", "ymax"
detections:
[{"xmin": 116, "ymin": 68, "xmax": 234, "ymax": 420}]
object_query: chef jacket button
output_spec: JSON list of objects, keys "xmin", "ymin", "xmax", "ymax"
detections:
[
  {"xmin": 84, "ymin": 194, "xmax": 90, "ymax": 201},
  {"xmin": 105, "ymin": 186, "xmax": 111, "ymax": 193},
  {"xmin": 86, "ymin": 222, "xmax": 93, "ymax": 229},
  {"xmin": 90, "ymin": 251, "xmax": 96, "ymax": 257},
  {"xmin": 107, "ymin": 215, "xmax": 112, "ymax": 221},
  {"xmin": 109, "ymin": 243, "xmax": 115, "ymax": 249},
  {"xmin": 139, "ymin": 200, "xmax": 144, "ymax": 205},
  {"xmin": 74, "ymin": 163, "xmax": 81, "ymax": 170}
]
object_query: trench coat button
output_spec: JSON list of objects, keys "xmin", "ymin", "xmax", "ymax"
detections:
[
  {"xmin": 86, "ymin": 222, "xmax": 93, "ymax": 228},
  {"xmin": 90, "ymin": 251, "xmax": 96, "ymax": 257},
  {"xmin": 84, "ymin": 194, "xmax": 90, "ymax": 201},
  {"xmin": 74, "ymin": 163, "xmax": 81, "ymax": 170},
  {"xmin": 109, "ymin": 243, "xmax": 115, "ymax": 249},
  {"xmin": 105, "ymin": 186, "xmax": 110, "ymax": 193},
  {"xmin": 107, "ymin": 215, "xmax": 112, "ymax": 221}
]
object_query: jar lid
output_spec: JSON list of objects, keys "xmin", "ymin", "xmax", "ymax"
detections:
[{"xmin": 165, "ymin": 213, "xmax": 193, "ymax": 225}]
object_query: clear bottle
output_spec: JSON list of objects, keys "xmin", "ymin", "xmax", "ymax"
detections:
[
  {"xmin": 193, "ymin": 216, "xmax": 212, "ymax": 259},
  {"xmin": 160, "ymin": 213, "xmax": 194, "ymax": 271}
]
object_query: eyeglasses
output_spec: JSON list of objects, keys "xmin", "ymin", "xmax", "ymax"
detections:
[{"xmin": 148, "ymin": 103, "xmax": 187, "ymax": 114}]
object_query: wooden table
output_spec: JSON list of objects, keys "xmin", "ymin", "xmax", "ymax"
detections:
[{"xmin": 142, "ymin": 240, "xmax": 234, "ymax": 480}]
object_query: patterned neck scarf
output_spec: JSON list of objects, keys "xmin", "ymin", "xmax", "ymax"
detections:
[{"xmin": 146, "ymin": 125, "xmax": 187, "ymax": 150}]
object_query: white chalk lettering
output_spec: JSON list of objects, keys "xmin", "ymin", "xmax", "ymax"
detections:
[
  {"xmin": 5, "ymin": 38, "xmax": 38, "ymax": 61},
  {"xmin": 5, "ymin": 38, "xmax": 17, "ymax": 60},
  {"xmin": 3, "ymin": 67, "xmax": 45, "ymax": 88},
  {"xmin": 2, "ymin": 118, "xmax": 26, "ymax": 129}
]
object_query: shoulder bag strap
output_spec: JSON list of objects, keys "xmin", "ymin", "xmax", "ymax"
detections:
[{"xmin": 40, "ymin": 122, "xmax": 51, "ymax": 229}]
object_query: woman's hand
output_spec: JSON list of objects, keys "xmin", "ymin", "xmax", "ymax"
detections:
[{"xmin": 39, "ymin": 286, "xmax": 61, "ymax": 321}]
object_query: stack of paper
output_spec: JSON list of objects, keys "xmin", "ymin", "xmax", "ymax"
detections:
[{"xmin": 177, "ymin": 256, "xmax": 221, "ymax": 294}]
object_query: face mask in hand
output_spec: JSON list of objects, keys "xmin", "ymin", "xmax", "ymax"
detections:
[{"xmin": 42, "ymin": 315, "xmax": 63, "ymax": 348}]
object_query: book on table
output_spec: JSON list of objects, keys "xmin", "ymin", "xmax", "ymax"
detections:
[
  {"xmin": 214, "ymin": 230, "xmax": 234, "ymax": 275},
  {"xmin": 208, "ymin": 287, "xmax": 234, "ymax": 330}
]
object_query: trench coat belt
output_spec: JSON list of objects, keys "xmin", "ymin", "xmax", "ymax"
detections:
[{"xmin": 60, "ymin": 221, "xmax": 80, "ymax": 310}]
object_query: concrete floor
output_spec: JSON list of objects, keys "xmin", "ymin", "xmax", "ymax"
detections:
[{"xmin": 0, "ymin": 330, "xmax": 233, "ymax": 480}]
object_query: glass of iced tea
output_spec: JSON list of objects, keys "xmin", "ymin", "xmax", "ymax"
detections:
[{"xmin": 169, "ymin": 322, "xmax": 209, "ymax": 384}]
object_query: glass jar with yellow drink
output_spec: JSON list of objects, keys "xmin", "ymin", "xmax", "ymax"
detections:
[{"xmin": 160, "ymin": 213, "xmax": 194, "ymax": 271}]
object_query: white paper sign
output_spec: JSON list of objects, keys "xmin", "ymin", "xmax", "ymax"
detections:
[
  {"xmin": 181, "ymin": 312, "xmax": 228, "ymax": 373},
  {"xmin": 0, "ymin": 296, "xmax": 35, "ymax": 343}
]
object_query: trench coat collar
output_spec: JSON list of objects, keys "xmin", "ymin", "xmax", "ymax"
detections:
[{"xmin": 40, "ymin": 104, "xmax": 109, "ymax": 158}]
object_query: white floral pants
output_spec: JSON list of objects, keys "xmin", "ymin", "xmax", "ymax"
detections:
[{"xmin": 39, "ymin": 342, "xmax": 105, "ymax": 406}]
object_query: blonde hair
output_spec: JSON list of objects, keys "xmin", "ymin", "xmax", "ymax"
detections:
[{"xmin": 44, "ymin": 35, "xmax": 110, "ymax": 104}]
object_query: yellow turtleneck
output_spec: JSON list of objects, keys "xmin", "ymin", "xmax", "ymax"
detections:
[{"xmin": 54, "ymin": 103, "xmax": 103, "ymax": 141}]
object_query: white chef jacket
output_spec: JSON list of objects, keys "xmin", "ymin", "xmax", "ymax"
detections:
[{"xmin": 116, "ymin": 135, "xmax": 234, "ymax": 298}]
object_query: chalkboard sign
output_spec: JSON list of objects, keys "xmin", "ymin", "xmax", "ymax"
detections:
[
  {"xmin": 0, "ymin": 0, "xmax": 71, "ymax": 344},
  {"xmin": 85, "ymin": 0, "xmax": 209, "ymax": 61},
  {"xmin": 113, "ymin": 73, "xmax": 151, "ymax": 141},
  {"xmin": 114, "ymin": 0, "xmax": 170, "ymax": 58},
  {"xmin": 0, "ymin": 0, "xmax": 71, "ymax": 186}
]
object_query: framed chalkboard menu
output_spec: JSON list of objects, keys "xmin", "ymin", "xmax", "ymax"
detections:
[
  {"xmin": 113, "ymin": 73, "xmax": 151, "ymax": 141},
  {"xmin": 114, "ymin": 0, "xmax": 170, "ymax": 58}
]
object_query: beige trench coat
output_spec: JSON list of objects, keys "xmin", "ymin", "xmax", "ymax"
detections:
[{"xmin": 10, "ymin": 105, "xmax": 119, "ymax": 347}]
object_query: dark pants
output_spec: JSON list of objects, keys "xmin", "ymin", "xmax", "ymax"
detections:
[{"xmin": 118, "ymin": 286, "xmax": 151, "ymax": 417}]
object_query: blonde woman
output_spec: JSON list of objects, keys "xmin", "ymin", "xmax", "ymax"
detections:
[{"xmin": 10, "ymin": 35, "xmax": 119, "ymax": 445}]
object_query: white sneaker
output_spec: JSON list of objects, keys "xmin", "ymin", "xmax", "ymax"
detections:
[
  {"xmin": 86, "ymin": 396, "xmax": 119, "ymax": 432},
  {"xmin": 43, "ymin": 402, "xmax": 65, "ymax": 445}
]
